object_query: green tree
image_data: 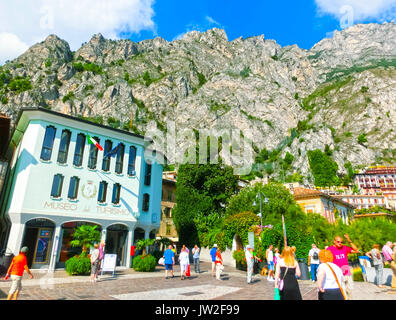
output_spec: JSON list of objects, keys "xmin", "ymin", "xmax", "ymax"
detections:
[
  {"xmin": 172, "ymin": 163, "xmax": 239, "ymax": 247},
  {"xmin": 135, "ymin": 238, "xmax": 156, "ymax": 256},
  {"xmin": 307, "ymin": 149, "xmax": 340, "ymax": 187},
  {"xmin": 69, "ymin": 225, "xmax": 101, "ymax": 256}
]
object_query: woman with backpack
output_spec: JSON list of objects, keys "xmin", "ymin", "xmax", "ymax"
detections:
[{"xmin": 308, "ymin": 244, "xmax": 320, "ymax": 283}]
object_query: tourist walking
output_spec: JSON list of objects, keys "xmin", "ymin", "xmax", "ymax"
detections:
[
  {"xmin": 215, "ymin": 247, "xmax": 224, "ymax": 280},
  {"xmin": 210, "ymin": 244, "xmax": 218, "ymax": 277},
  {"xmin": 317, "ymin": 249, "xmax": 345, "ymax": 300},
  {"xmin": 179, "ymin": 245, "xmax": 190, "ymax": 280},
  {"xmin": 90, "ymin": 243, "xmax": 100, "ymax": 283},
  {"xmin": 95, "ymin": 240, "xmax": 105, "ymax": 280},
  {"xmin": 246, "ymin": 245, "xmax": 254, "ymax": 284},
  {"xmin": 274, "ymin": 246, "xmax": 302, "ymax": 300},
  {"xmin": 266, "ymin": 245, "xmax": 275, "ymax": 281},
  {"xmin": 163, "ymin": 245, "xmax": 175, "ymax": 279},
  {"xmin": 327, "ymin": 234, "xmax": 359, "ymax": 300},
  {"xmin": 308, "ymin": 244, "xmax": 320, "ymax": 282},
  {"xmin": 366, "ymin": 244, "xmax": 386, "ymax": 288},
  {"xmin": 192, "ymin": 245, "xmax": 200, "ymax": 273},
  {"xmin": 3, "ymin": 247, "xmax": 34, "ymax": 300},
  {"xmin": 382, "ymin": 241, "xmax": 394, "ymax": 265}
]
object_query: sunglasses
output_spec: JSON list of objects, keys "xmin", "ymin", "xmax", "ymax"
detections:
[{"xmin": 335, "ymin": 240, "xmax": 343, "ymax": 243}]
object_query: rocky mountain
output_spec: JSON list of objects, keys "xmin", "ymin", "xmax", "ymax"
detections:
[{"xmin": 0, "ymin": 23, "xmax": 395, "ymax": 182}]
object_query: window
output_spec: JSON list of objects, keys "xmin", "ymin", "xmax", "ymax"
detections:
[
  {"xmin": 68, "ymin": 176, "xmax": 80, "ymax": 199},
  {"xmin": 163, "ymin": 207, "xmax": 171, "ymax": 218},
  {"xmin": 112, "ymin": 183, "xmax": 121, "ymax": 204},
  {"xmin": 142, "ymin": 193, "xmax": 150, "ymax": 211},
  {"xmin": 88, "ymin": 136, "xmax": 100, "ymax": 169},
  {"xmin": 128, "ymin": 146, "xmax": 137, "ymax": 176},
  {"xmin": 98, "ymin": 181, "xmax": 108, "ymax": 203},
  {"xmin": 115, "ymin": 143, "xmax": 125, "ymax": 174},
  {"xmin": 144, "ymin": 161, "xmax": 152, "ymax": 186},
  {"xmin": 167, "ymin": 190, "xmax": 173, "ymax": 202},
  {"xmin": 73, "ymin": 133, "xmax": 86, "ymax": 167},
  {"xmin": 166, "ymin": 224, "xmax": 171, "ymax": 235},
  {"xmin": 50, "ymin": 174, "xmax": 64, "ymax": 198},
  {"xmin": 57, "ymin": 129, "xmax": 71, "ymax": 164},
  {"xmin": 102, "ymin": 140, "xmax": 112, "ymax": 171},
  {"xmin": 40, "ymin": 125, "xmax": 56, "ymax": 161}
]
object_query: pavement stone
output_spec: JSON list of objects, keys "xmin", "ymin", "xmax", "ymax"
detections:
[{"xmin": 0, "ymin": 262, "xmax": 394, "ymax": 300}]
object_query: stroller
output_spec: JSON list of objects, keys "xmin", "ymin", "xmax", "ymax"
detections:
[{"xmin": 0, "ymin": 249, "xmax": 14, "ymax": 277}]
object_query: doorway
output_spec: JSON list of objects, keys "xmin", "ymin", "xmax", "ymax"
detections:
[
  {"xmin": 105, "ymin": 224, "xmax": 128, "ymax": 267},
  {"xmin": 22, "ymin": 219, "xmax": 55, "ymax": 269}
]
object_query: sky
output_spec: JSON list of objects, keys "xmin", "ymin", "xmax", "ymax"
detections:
[{"xmin": 0, "ymin": 0, "xmax": 395, "ymax": 64}]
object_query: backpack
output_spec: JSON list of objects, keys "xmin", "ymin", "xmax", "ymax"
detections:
[{"xmin": 312, "ymin": 251, "xmax": 319, "ymax": 260}]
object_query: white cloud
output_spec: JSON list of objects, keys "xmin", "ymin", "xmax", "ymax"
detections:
[
  {"xmin": 0, "ymin": 0, "xmax": 156, "ymax": 64},
  {"xmin": 0, "ymin": 32, "xmax": 29, "ymax": 64},
  {"xmin": 315, "ymin": 0, "xmax": 396, "ymax": 22}
]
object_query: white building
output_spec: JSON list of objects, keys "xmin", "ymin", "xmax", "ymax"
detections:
[{"xmin": 0, "ymin": 107, "xmax": 163, "ymax": 270}]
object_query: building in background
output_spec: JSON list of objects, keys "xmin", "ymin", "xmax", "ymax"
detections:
[
  {"xmin": 355, "ymin": 166, "xmax": 396, "ymax": 209},
  {"xmin": 333, "ymin": 194, "xmax": 391, "ymax": 210},
  {"xmin": 0, "ymin": 107, "xmax": 163, "ymax": 270},
  {"xmin": 290, "ymin": 187, "xmax": 354, "ymax": 224},
  {"xmin": 157, "ymin": 171, "xmax": 178, "ymax": 244}
]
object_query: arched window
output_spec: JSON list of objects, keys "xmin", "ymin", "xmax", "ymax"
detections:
[
  {"xmin": 98, "ymin": 181, "xmax": 108, "ymax": 203},
  {"xmin": 57, "ymin": 129, "xmax": 71, "ymax": 164},
  {"xmin": 128, "ymin": 146, "xmax": 137, "ymax": 176},
  {"xmin": 115, "ymin": 143, "xmax": 125, "ymax": 174},
  {"xmin": 102, "ymin": 140, "xmax": 112, "ymax": 171},
  {"xmin": 68, "ymin": 176, "xmax": 80, "ymax": 200},
  {"xmin": 88, "ymin": 136, "xmax": 100, "ymax": 169},
  {"xmin": 73, "ymin": 133, "xmax": 86, "ymax": 167},
  {"xmin": 50, "ymin": 174, "xmax": 64, "ymax": 198},
  {"xmin": 40, "ymin": 125, "xmax": 56, "ymax": 161}
]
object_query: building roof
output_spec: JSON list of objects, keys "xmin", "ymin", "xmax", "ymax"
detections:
[{"xmin": 293, "ymin": 187, "xmax": 355, "ymax": 209}]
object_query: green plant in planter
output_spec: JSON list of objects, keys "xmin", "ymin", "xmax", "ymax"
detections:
[
  {"xmin": 69, "ymin": 224, "xmax": 101, "ymax": 254},
  {"xmin": 135, "ymin": 238, "xmax": 156, "ymax": 256},
  {"xmin": 232, "ymin": 249, "xmax": 247, "ymax": 270},
  {"xmin": 65, "ymin": 253, "xmax": 91, "ymax": 275},
  {"xmin": 132, "ymin": 254, "xmax": 157, "ymax": 272}
]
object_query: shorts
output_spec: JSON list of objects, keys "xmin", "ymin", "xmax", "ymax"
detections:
[
  {"xmin": 268, "ymin": 261, "xmax": 274, "ymax": 270},
  {"xmin": 165, "ymin": 264, "xmax": 173, "ymax": 271},
  {"xmin": 9, "ymin": 275, "xmax": 22, "ymax": 295}
]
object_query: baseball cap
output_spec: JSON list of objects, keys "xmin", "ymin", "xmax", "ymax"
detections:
[
  {"xmin": 21, "ymin": 246, "xmax": 29, "ymax": 253},
  {"xmin": 214, "ymin": 244, "xmax": 217, "ymax": 247},
  {"xmin": 246, "ymin": 245, "xmax": 251, "ymax": 249}
]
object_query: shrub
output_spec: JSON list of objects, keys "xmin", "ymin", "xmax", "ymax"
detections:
[
  {"xmin": 132, "ymin": 254, "xmax": 157, "ymax": 272},
  {"xmin": 65, "ymin": 254, "xmax": 91, "ymax": 275},
  {"xmin": 352, "ymin": 268, "xmax": 364, "ymax": 282},
  {"xmin": 232, "ymin": 249, "xmax": 247, "ymax": 266},
  {"xmin": 358, "ymin": 134, "xmax": 368, "ymax": 145},
  {"xmin": 8, "ymin": 77, "xmax": 32, "ymax": 93}
]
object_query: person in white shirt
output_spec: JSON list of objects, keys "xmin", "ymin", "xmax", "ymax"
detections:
[
  {"xmin": 178, "ymin": 245, "xmax": 190, "ymax": 280},
  {"xmin": 308, "ymin": 244, "xmax": 321, "ymax": 283},
  {"xmin": 317, "ymin": 249, "xmax": 345, "ymax": 300},
  {"xmin": 266, "ymin": 245, "xmax": 275, "ymax": 281}
]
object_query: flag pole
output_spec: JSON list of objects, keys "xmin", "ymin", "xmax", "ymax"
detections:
[{"xmin": 282, "ymin": 214, "xmax": 287, "ymax": 247}]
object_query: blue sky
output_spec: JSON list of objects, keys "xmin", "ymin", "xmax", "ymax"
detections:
[
  {"xmin": 0, "ymin": 0, "xmax": 395, "ymax": 64},
  {"xmin": 128, "ymin": 0, "xmax": 339, "ymax": 49}
]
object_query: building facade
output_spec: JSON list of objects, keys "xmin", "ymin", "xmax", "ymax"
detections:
[
  {"xmin": 292, "ymin": 187, "xmax": 354, "ymax": 224},
  {"xmin": 333, "ymin": 194, "xmax": 391, "ymax": 210},
  {"xmin": 355, "ymin": 167, "xmax": 396, "ymax": 209},
  {"xmin": 0, "ymin": 107, "xmax": 163, "ymax": 270},
  {"xmin": 156, "ymin": 171, "xmax": 178, "ymax": 243}
]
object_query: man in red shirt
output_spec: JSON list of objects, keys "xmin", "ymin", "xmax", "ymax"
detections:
[
  {"xmin": 327, "ymin": 234, "xmax": 359, "ymax": 300},
  {"xmin": 4, "ymin": 247, "xmax": 34, "ymax": 300}
]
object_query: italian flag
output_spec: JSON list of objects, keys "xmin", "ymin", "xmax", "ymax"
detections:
[{"xmin": 87, "ymin": 135, "xmax": 103, "ymax": 151}]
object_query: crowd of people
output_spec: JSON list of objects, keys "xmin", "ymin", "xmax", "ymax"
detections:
[{"xmin": 2, "ymin": 235, "xmax": 396, "ymax": 300}]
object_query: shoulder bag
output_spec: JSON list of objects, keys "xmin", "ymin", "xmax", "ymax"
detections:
[
  {"xmin": 325, "ymin": 263, "xmax": 346, "ymax": 300},
  {"xmin": 279, "ymin": 267, "xmax": 288, "ymax": 291}
]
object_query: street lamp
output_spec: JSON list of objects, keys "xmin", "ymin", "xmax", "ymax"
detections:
[{"xmin": 253, "ymin": 192, "xmax": 269, "ymax": 233}]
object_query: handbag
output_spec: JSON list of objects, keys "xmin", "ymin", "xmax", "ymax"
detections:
[
  {"xmin": 186, "ymin": 264, "xmax": 191, "ymax": 277},
  {"xmin": 326, "ymin": 263, "xmax": 346, "ymax": 300},
  {"xmin": 279, "ymin": 267, "xmax": 288, "ymax": 291}
]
